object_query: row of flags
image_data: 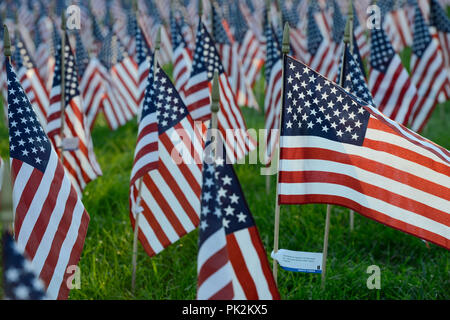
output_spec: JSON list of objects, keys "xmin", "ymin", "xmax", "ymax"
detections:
[{"xmin": 0, "ymin": 0, "xmax": 449, "ymax": 300}]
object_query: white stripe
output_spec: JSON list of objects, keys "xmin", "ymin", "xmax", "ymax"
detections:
[{"xmin": 197, "ymin": 261, "xmax": 234, "ymax": 300}]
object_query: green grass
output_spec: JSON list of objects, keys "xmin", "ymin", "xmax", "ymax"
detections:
[{"xmin": 0, "ymin": 64, "xmax": 449, "ymax": 300}]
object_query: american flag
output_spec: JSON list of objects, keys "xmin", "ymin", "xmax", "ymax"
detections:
[
  {"xmin": 129, "ymin": 58, "xmax": 205, "ymax": 258},
  {"xmin": 338, "ymin": 45, "xmax": 375, "ymax": 107},
  {"xmin": 197, "ymin": 136, "xmax": 280, "ymax": 300},
  {"xmin": 229, "ymin": 0, "xmax": 264, "ymax": 91},
  {"xmin": 368, "ymin": 24, "xmax": 417, "ymax": 127},
  {"xmin": 6, "ymin": 59, "xmax": 90, "ymax": 299},
  {"xmin": 278, "ymin": 54, "xmax": 450, "ymax": 249},
  {"xmin": 34, "ymin": 20, "xmax": 55, "ymax": 94},
  {"xmin": 46, "ymin": 37, "xmax": 102, "ymax": 196},
  {"xmin": 184, "ymin": 20, "xmax": 256, "ymax": 162},
  {"xmin": 263, "ymin": 15, "xmax": 283, "ymax": 165},
  {"xmin": 211, "ymin": 5, "xmax": 258, "ymax": 110},
  {"xmin": 98, "ymin": 29, "xmax": 136, "ymax": 129},
  {"xmin": 384, "ymin": 6, "xmax": 413, "ymax": 53},
  {"xmin": 170, "ymin": 9, "xmax": 192, "ymax": 98},
  {"xmin": 352, "ymin": 3, "xmax": 369, "ymax": 60},
  {"xmin": 2, "ymin": 230, "xmax": 48, "ymax": 300},
  {"xmin": 429, "ymin": 0, "xmax": 450, "ymax": 100},
  {"xmin": 13, "ymin": 33, "xmax": 49, "ymax": 130},
  {"xmin": 409, "ymin": 5, "xmax": 448, "ymax": 132},
  {"xmin": 305, "ymin": 2, "xmax": 336, "ymax": 80}
]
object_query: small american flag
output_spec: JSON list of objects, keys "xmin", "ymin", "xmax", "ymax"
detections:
[
  {"xmin": 13, "ymin": 33, "xmax": 49, "ymax": 130},
  {"xmin": 129, "ymin": 58, "xmax": 205, "ymax": 258},
  {"xmin": 278, "ymin": 55, "xmax": 450, "ymax": 249},
  {"xmin": 6, "ymin": 59, "xmax": 90, "ymax": 299},
  {"xmin": 170, "ymin": 9, "xmax": 192, "ymax": 98},
  {"xmin": 197, "ymin": 136, "xmax": 280, "ymax": 300},
  {"xmin": 352, "ymin": 3, "xmax": 369, "ymax": 60},
  {"xmin": 384, "ymin": 6, "xmax": 413, "ymax": 53},
  {"xmin": 184, "ymin": 20, "xmax": 256, "ymax": 162},
  {"xmin": 368, "ymin": 24, "xmax": 418, "ymax": 127},
  {"xmin": 2, "ymin": 230, "xmax": 48, "ymax": 300},
  {"xmin": 305, "ymin": 2, "xmax": 336, "ymax": 80},
  {"xmin": 409, "ymin": 4, "xmax": 448, "ymax": 132},
  {"xmin": 46, "ymin": 36, "xmax": 102, "ymax": 196},
  {"xmin": 429, "ymin": 0, "xmax": 450, "ymax": 100},
  {"xmin": 264, "ymin": 15, "xmax": 283, "ymax": 165}
]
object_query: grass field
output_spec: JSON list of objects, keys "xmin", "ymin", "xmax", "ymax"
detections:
[{"xmin": 0, "ymin": 61, "xmax": 449, "ymax": 300}]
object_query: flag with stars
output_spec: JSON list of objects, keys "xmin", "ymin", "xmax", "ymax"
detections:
[
  {"xmin": 229, "ymin": 0, "xmax": 264, "ymax": 90},
  {"xmin": 2, "ymin": 230, "xmax": 48, "ymax": 300},
  {"xmin": 197, "ymin": 134, "xmax": 280, "ymax": 300},
  {"xmin": 278, "ymin": 55, "xmax": 450, "ymax": 249},
  {"xmin": 305, "ymin": 1, "xmax": 336, "ymax": 80},
  {"xmin": 338, "ymin": 45, "xmax": 375, "ymax": 107},
  {"xmin": 219, "ymin": 2, "xmax": 259, "ymax": 110},
  {"xmin": 409, "ymin": 4, "xmax": 448, "ymax": 132},
  {"xmin": 170, "ymin": 9, "xmax": 192, "ymax": 98},
  {"xmin": 13, "ymin": 33, "xmax": 49, "ymax": 130},
  {"xmin": 184, "ymin": 19, "xmax": 256, "ymax": 162},
  {"xmin": 46, "ymin": 37, "xmax": 102, "ymax": 196},
  {"xmin": 264, "ymin": 15, "xmax": 283, "ymax": 165},
  {"xmin": 429, "ymin": 0, "xmax": 450, "ymax": 100},
  {"xmin": 6, "ymin": 59, "xmax": 90, "ymax": 299},
  {"xmin": 129, "ymin": 59, "xmax": 206, "ymax": 258},
  {"xmin": 368, "ymin": 23, "xmax": 417, "ymax": 127}
]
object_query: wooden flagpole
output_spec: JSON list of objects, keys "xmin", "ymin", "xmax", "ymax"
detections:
[
  {"xmin": 131, "ymin": 20, "xmax": 162, "ymax": 294},
  {"xmin": 321, "ymin": 11, "xmax": 352, "ymax": 289},
  {"xmin": 1, "ymin": 25, "xmax": 13, "ymax": 233},
  {"xmin": 59, "ymin": 12, "xmax": 66, "ymax": 165},
  {"xmin": 272, "ymin": 22, "xmax": 290, "ymax": 285}
]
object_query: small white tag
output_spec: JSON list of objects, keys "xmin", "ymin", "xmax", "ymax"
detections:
[
  {"xmin": 61, "ymin": 137, "xmax": 80, "ymax": 151},
  {"xmin": 271, "ymin": 249, "xmax": 323, "ymax": 273}
]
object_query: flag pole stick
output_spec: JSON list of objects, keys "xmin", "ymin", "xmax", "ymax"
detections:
[
  {"xmin": 272, "ymin": 22, "xmax": 290, "ymax": 285},
  {"xmin": 321, "ymin": 10, "xmax": 352, "ymax": 289},
  {"xmin": 59, "ymin": 12, "xmax": 66, "ymax": 165},
  {"xmin": 131, "ymin": 20, "xmax": 162, "ymax": 294},
  {"xmin": 1, "ymin": 25, "xmax": 13, "ymax": 233}
]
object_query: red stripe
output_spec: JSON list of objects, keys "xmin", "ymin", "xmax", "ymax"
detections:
[
  {"xmin": 207, "ymin": 281, "xmax": 234, "ymax": 300},
  {"xmin": 197, "ymin": 246, "xmax": 229, "ymax": 287},
  {"xmin": 226, "ymin": 233, "xmax": 258, "ymax": 299}
]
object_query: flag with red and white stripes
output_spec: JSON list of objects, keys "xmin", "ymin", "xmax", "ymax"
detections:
[
  {"xmin": 384, "ymin": 7, "xmax": 413, "ymax": 53},
  {"xmin": 352, "ymin": 4, "xmax": 369, "ymax": 60},
  {"xmin": 46, "ymin": 37, "xmax": 102, "ymax": 196},
  {"xmin": 211, "ymin": 6, "xmax": 258, "ymax": 110},
  {"xmin": 368, "ymin": 25, "xmax": 417, "ymax": 127},
  {"xmin": 429, "ymin": 0, "xmax": 450, "ymax": 100},
  {"xmin": 129, "ymin": 59, "xmax": 205, "ymax": 258},
  {"xmin": 197, "ymin": 136, "xmax": 280, "ymax": 300},
  {"xmin": 13, "ymin": 34, "xmax": 49, "ymax": 129},
  {"xmin": 278, "ymin": 55, "xmax": 450, "ymax": 249},
  {"xmin": 184, "ymin": 20, "xmax": 256, "ymax": 162},
  {"xmin": 409, "ymin": 5, "xmax": 448, "ymax": 132},
  {"xmin": 170, "ymin": 10, "xmax": 192, "ymax": 98},
  {"xmin": 80, "ymin": 58, "xmax": 105, "ymax": 131},
  {"xmin": 264, "ymin": 16, "xmax": 283, "ymax": 165},
  {"xmin": 6, "ymin": 58, "xmax": 90, "ymax": 299}
]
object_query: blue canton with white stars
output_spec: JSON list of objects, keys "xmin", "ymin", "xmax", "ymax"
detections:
[
  {"xmin": 430, "ymin": 0, "xmax": 450, "ymax": 33},
  {"xmin": 229, "ymin": 0, "xmax": 248, "ymax": 43},
  {"xmin": 3, "ymin": 231, "xmax": 47, "ymax": 300},
  {"xmin": 412, "ymin": 5, "xmax": 432, "ymax": 57},
  {"xmin": 338, "ymin": 45, "xmax": 375, "ymax": 106},
  {"xmin": 212, "ymin": 6, "xmax": 231, "ymax": 45},
  {"xmin": 14, "ymin": 36, "xmax": 35, "ymax": 70},
  {"xmin": 136, "ymin": 25, "xmax": 151, "ymax": 67},
  {"xmin": 282, "ymin": 56, "xmax": 370, "ymax": 146},
  {"xmin": 264, "ymin": 14, "xmax": 281, "ymax": 84},
  {"xmin": 170, "ymin": 11, "xmax": 188, "ymax": 49},
  {"xmin": 199, "ymin": 139, "xmax": 254, "ymax": 246},
  {"xmin": 370, "ymin": 26, "xmax": 395, "ymax": 72},
  {"xmin": 52, "ymin": 37, "xmax": 80, "ymax": 106},
  {"xmin": 144, "ymin": 58, "xmax": 188, "ymax": 134},
  {"xmin": 331, "ymin": 0, "xmax": 346, "ymax": 43},
  {"xmin": 74, "ymin": 30, "xmax": 89, "ymax": 79},
  {"xmin": 6, "ymin": 60, "xmax": 51, "ymax": 172},
  {"xmin": 307, "ymin": 2, "xmax": 324, "ymax": 55},
  {"xmin": 190, "ymin": 20, "xmax": 225, "ymax": 80}
]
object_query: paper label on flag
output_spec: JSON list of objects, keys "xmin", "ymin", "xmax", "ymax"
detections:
[
  {"xmin": 271, "ymin": 249, "xmax": 323, "ymax": 273},
  {"xmin": 61, "ymin": 138, "xmax": 80, "ymax": 151}
]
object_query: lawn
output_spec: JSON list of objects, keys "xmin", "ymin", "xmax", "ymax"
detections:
[{"xmin": 0, "ymin": 63, "xmax": 448, "ymax": 300}]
